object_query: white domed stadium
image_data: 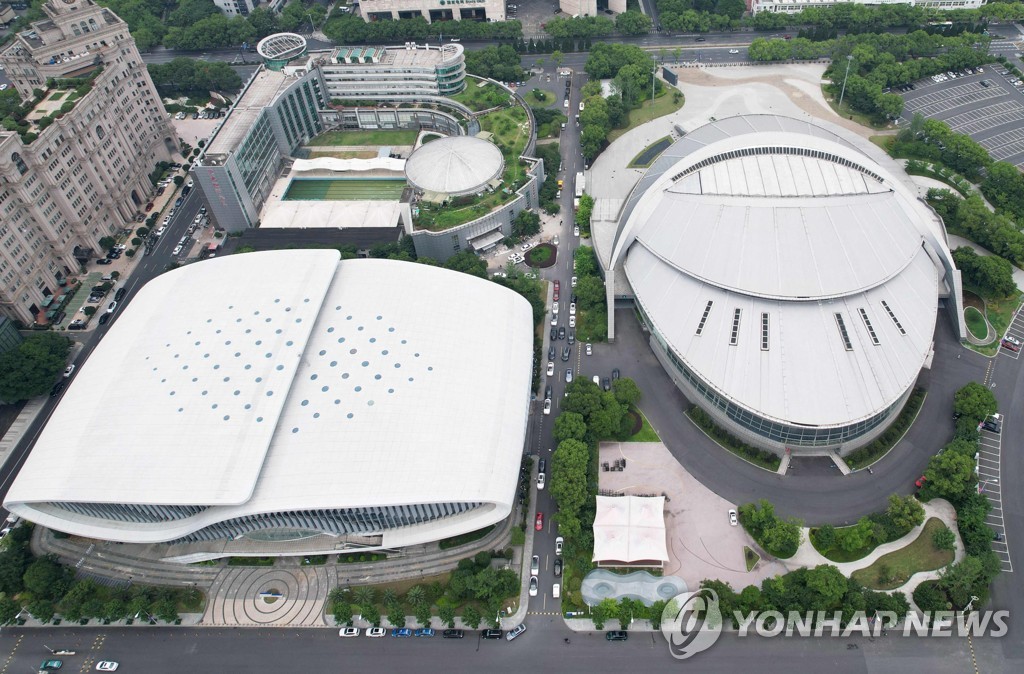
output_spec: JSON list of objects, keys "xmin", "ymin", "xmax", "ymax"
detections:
[
  {"xmin": 405, "ymin": 136, "xmax": 504, "ymax": 197},
  {"xmin": 608, "ymin": 115, "xmax": 964, "ymax": 455}
]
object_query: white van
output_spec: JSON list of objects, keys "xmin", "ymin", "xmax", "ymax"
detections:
[{"xmin": 592, "ymin": 375, "xmax": 600, "ymax": 386}]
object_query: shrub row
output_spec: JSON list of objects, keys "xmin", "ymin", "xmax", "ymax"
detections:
[{"xmin": 688, "ymin": 407, "xmax": 781, "ymax": 470}]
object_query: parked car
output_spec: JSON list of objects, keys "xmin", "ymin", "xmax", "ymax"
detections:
[
  {"xmin": 391, "ymin": 628, "xmax": 412, "ymax": 638},
  {"xmin": 63, "ymin": 364, "xmax": 75, "ymax": 378},
  {"xmin": 106, "ymin": 301, "xmax": 117, "ymax": 314},
  {"xmin": 96, "ymin": 258, "xmax": 113, "ymax": 265},
  {"xmin": 545, "ymin": 384, "xmax": 552, "ymax": 399},
  {"xmin": 98, "ymin": 314, "xmax": 110, "ymax": 325},
  {"xmin": 482, "ymin": 629, "xmax": 503, "ymax": 639},
  {"xmin": 96, "ymin": 663, "xmax": 119, "ymax": 672},
  {"xmin": 415, "ymin": 628, "xmax": 435, "ymax": 637},
  {"xmin": 50, "ymin": 382, "xmax": 66, "ymax": 397},
  {"xmin": 1002, "ymin": 339, "xmax": 1019, "ymax": 352},
  {"xmin": 553, "ymin": 583, "xmax": 561, "ymax": 598},
  {"xmin": 729, "ymin": 509, "xmax": 738, "ymax": 526},
  {"xmin": 338, "ymin": 627, "xmax": 360, "ymax": 637},
  {"xmin": 114, "ymin": 288, "xmax": 127, "ymax": 302},
  {"xmin": 566, "ymin": 368, "xmax": 573, "ymax": 383},
  {"xmin": 586, "ymin": 343, "xmax": 592, "ymax": 356},
  {"xmin": 535, "ymin": 512, "xmax": 544, "ymax": 531},
  {"xmin": 1004, "ymin": 335, "xmax": 1021, "ymax": 347},
  {"xmin": 612, "ymin": 368, "xmax": 620, "ymax": 380},
  {"xmin": 507, "ymin": 623, "xmax": 527, "ymax": 641},
  {"xmin": 530, "ymin": 555, "xmax": 539, "ymax": 574},
  {"xmin": 537, "ymin": 472, "xmax": 546, "ymax": 489},
  {"xmin": 555, "ymin": 536, "xmax": 563, "ymax": 556},
  {"xmin": 602, "ymin": 377, "xmax": 611, "ymax": 392},
  {"xmin": 366, "ymin": 627, "xmax": 387, "ymax": 638},
  {"xmin": 442, "ymin": 629, "xmax": 464, "ymax": 639},
  {"xmin": 543, "ymin": 399, "xmax": 552, "ymax": 416},
  {"xmin": 548, "ymin": 345, "xmax": 556, "ymax": 361},
  {"xmin": 546, "ymin": 362, "xmax": 554, "ymax": 377},
  {"xmin": 606, "ymin": 631, "xmax": 629, "ymax": 641},
  {"xmin": 529, "ymin": 577, "xmax": 538, "ymax": 597},
  {"xmin": 554, "ymin": 558, "xmax": 562, "ymax": 577},
  {"xmin": 915, "ymin": 475, "xmax": 927, "ymax": 488}
]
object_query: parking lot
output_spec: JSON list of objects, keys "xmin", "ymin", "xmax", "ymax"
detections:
[
  {"xmin": 977, "ymin": 423, "xmax": 1012, "ymax": 572},
  {"xmin": 901, "ymin": 66, "xmax": 1024, "ymax": 168}
]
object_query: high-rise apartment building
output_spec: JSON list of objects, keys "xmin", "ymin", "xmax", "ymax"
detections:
[{"xmin": 0, "ymin": 0, "xmax": 176, "ymax": 325}]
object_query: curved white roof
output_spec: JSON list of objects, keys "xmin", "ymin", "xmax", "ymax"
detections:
[
  {"xmin": 6, "ymin": 252, "xmax": 534, "ymax": 544},
  {"xmin": 616, "ymin": 116, "xmax": 951, "ymax": 427},
  {"xmin": 405, "ymin": 136, "xmax": 504, "ymax": 196},
  {"xmin": 257, "ymin": 32, "xmax": 307, "ymax": 61}
]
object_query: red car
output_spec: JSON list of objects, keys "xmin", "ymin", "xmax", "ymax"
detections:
[
  {"xmin": 1001, "ymin": 339, "xmax": 1019, "ymax": 352},
  {"xmin": 144, "ymin": 202, "xmax": 154, "ymax": 211},
  {"xmin": 535, "ymin": 512, "xmax": 544, "ymax": 531},
  {"xmin": 553, "ymin": 281, "xmax": 560, "ymax": 302},
  {"xmin": 915, "ymin": 475, "xmax": 927, "ymax": 488}
]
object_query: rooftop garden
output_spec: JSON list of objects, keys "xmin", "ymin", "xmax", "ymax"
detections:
[
  {"xmin": 450, "ymin": 80, "xmax": 510, "ymax": 112},
  {"xmin": 0, "ymin": 68, "xmax": 101, "ymax": 145},
  {"xmin": 413, "ymin": 100, "xmax": 532, "ymax": 232}
]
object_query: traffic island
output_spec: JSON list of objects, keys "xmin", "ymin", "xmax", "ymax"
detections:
[{"xmin": 525, "ymin": 243, "xmax": 556, "ymax": 268}]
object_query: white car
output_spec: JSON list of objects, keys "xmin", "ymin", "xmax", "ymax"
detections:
[
  {"xmin": 543, "ymin": 399, "xmax": 552, "ymax": 415},
  {"xmin": 96, "ymin": 663, "xmax": 119, "ymax": 672},
  {"xmin": 63, "ymin": 364, "xmax": 75, "ymax": 378},
  {"xmin": 106, "ymin": 301, "xmax": 117, "ymax": 314},
  {"xmin": 569, "ymin": 303, "xmax": 576, "ymax": 316},
  {"xmin": 155, "ymin": 226, "xmax": 165, "ymax": 236},
  {"xmin": 586, "ymin": 343, "xmax": 592, "ymax": 356},
  {"xmin": 552, "ymin": 583, "xmax": 561, "ymax": 598},
  {"xmin": 574, "ymin": 225, "xmax": 580, "ymax": 237},
  {"xmin": 1004, "ymin": 335, "xmax": 1022, "ymax": 347},
  {"xmin": 339, "ymin": 627, "xmax": 360, "ymax": 637},
  {"xmin": 172, "ymin": 245, "xmax": 182, "ymax": 255},
  {"xmin": 537, "ymin": 472, "xmax": 546, "ymax": 489},
  {"xmin": 729, "ymin": 49, "xmax": 740, "ymax": 54},
  {"xmin": 366, "ymin": 627, "xmax": 387, "ymax": 637},
  {"xmin": 729, "ymin": 509, "xmax": 738, "ymax": 526},
  {"xmin": 569, "ymin": 315, "xmax": 576, "ymax": 328},
  {"xmin": 571, "ymin": 276, "xmax": 577, "ymax": 288},
  {"xmin": 563, "ymin": 99, "xmax": 569, "ymax": 108},
  {"xmin": 520, "ymin": 242, "xmax": 532, "ymax": 252},
  {"xmin": 555, "ymin": 536, "xmax": 563, "ymax": 556},
  {"xmin": 552, "ymin": 301, "xmax": 559, "ymax": 315},
  {"xmin": 553, "ymin": 235, "xmax": 559, "ymax": 245},
  {"xmin": 529, "ymin": 576, "xmax": 539, "ymax": 596},
  {"xmin": 579, "ymin": 101, "xmax": 585, "ymax": 112},
  {"xmin": 550, "ymin": 314, "xmax": 558, "ymax": 327},
  {"xmin": 546, "ymin": 361, "xmax": 555, "ymax": 377},
  {"xmin": 565, "ymin": 369, "xmax": 573, "ymax": 383}
]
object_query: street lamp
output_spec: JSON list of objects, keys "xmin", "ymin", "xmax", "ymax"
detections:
[{"xmin": 838, "ymin": 54, "xmax": 854, "ymax": 109}]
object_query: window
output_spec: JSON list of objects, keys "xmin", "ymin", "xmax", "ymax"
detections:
[
  {"xmin": 834, "ymin": 313, "xmax": 853, "ymax": 351},
  {"xmin": 696, "ymin": 301, "xmax": 713, "ymax": 335},
  {"xmin": 729, "ymin": 309, "xmax": 742, "ymax": 346},
  {"xmin": 11, "ymin": 153, "xmax": 27, "ymax": 175},
  {"xmin": 858, "ymin": 308, "xmax": 880, "ymax": 345},
  {"xmin": 761, "ymin": 313, "xmax": 770, "ymax": 351},
  {"xmin": 881, "ymin": 300, "xmax": 906, "ymax": 335},
  {"xmin": 95, "ymin": 125, "xmax": 105, "ymax": 140}
]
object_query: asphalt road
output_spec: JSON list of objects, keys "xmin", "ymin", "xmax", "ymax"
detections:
[{"xmin": 0, "ymin": 625, "xmax": 1014, "ymax": 673}]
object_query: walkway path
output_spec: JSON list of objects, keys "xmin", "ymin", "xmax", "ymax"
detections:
[{"xmin": 785, "ymin": 499, "xmax": 963, "ymax": 605}]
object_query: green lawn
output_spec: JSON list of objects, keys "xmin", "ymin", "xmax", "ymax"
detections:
[
  {"xmin": 608, "ymin": 91, "xmax": 685, "ymax": 143},
  {"xmin": 851, "ymin": 518, "xmax": 955, "ymax": 590},
  {"xmin": 964, "ymin": 306, "xmax": 988, "ymax": 341},
  {"xmin": 744, "ymin": 546, "xmax": 760, "ymax": 572},
  {"xmin": 628, "ymin": 136, "xmax": 672, "ymax": 168},
  {"xmin": 227, "ymin": 557, "xmax": 275, "ymax": 566},
  {"xmin": 628, "ymin": 409, "xmax": 661, "ymax": 442},
  {"xmin": 810, "ymin": 528, "xmax": 878, "ymax": 563},
  {"xmin": 526, "ymin": 246, "xmax": 552, "ymax": 265},
  {"xmin": 528, "ymin": 88, "xmax": 555, "ymax": 105},
  {"xmin": 307, "ymin": 129, "xmax": 419, "ymax": 146},
  {"xmin": 451, "ymin": 80, "xmax": 510, "ymax": 112}
]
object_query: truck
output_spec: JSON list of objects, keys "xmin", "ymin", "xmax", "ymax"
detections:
[{"xmin": 575, "ymin": 172, "xmax": 585, "ymax": 198}]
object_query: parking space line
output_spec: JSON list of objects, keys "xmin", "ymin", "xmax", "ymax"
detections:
[{"xmin": 976, "ymin": 422, "xmax": 1012, "ymax": 572}]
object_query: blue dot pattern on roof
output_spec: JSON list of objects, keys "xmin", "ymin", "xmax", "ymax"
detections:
[{"xmin": 150, "ymin": 303, "xmax": 433, "ymax": 430}]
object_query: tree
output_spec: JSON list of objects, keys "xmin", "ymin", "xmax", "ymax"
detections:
[
  {"xmin": 805, "ymin": 565, "xmax": 848, "ymax": 607},
  {"xmin": 762, "ymin": 519, "xmax": 802, "ymax": 556},
  {"xmin": 952, "ymin": 247, "xmax": 1017, "ymax": 298},
  {"xmin": 580, "ymin": 124, "xmax": 606, "ymax": 161},
  {"xmin": 99, "ymin": 236, "xmax": 116, "ymax": 250},
  {"xmin": 83, "ymin": 306, "xmax": 97, "ymax": 317},
  {"xmin": 25, "ymin": 599, "xmax": 54, "ymax": 623},
  {"xmin": 953, "ymin": 382, "xmax": 998, "ymax": 425},
  {"xmin": 22, "ymin": 556, "xmax": 70, "ymax": 601},
  {"xmin": 0, "ymin": 595, "xmax": 19, "ymax": 625},
  {"xmin": 332, "ymin": 600, "xmax": 353, "ymax": 626},
  {"xmin": 923, "ymin": 449, "xmax": 977, "ymax": 504},
  {"xmin": 933, "ymin": 527, "xmax": 956, "ymax": 552},
  {"xmin": 437, "ymin": 599, "xmax": 456, "ymax": 628},
  {"xmin": 148, "ymin": 58, "xmax": 243, "ymax": 98},
  {"xmin": 552, "ymin": 411, "xmax": 586, "ymax": 443},
  {"xmin": 549, "ymin": 438, "xmax": 590, "ymax": 517},
  {"xmin": 353, "ymin": 586, "xmax": 375, "ymax": 610},
  {"xmin": 615, "ymin": 11, "xmax": 653, "ymax": 36},
  {"xmin": 611, "ymin": 378, "xmax": 641, "ymax": 407},
  {"xmin": 386, "ymin": 601, "xmax": 405, "ymax": 627},
  {"xmin": 406, "ymin": 585, "xmax": 426, "ymax": 608},
  {"xmin": 885, "ymin": 494, "xmax": 925, "ymax": 535},
  {"xmin": 815, "ymin": 525, "xmax": 837, "ymax": 550},
  {"xmin": 0, "ymin": 546, "xmax": 28, "ymax": 595},
  {"xmin": 461, "ymin": 605, "xmax": 481, "ymax": 629},
  {"xmin": 414, "ymin": 602, "xmax": 432, "ymax": 628},
  {"xmin": 443, "ymin": 250, "xmax": 487, "ymax": 279},
  {"xmin": 246, "ymin": 7, "xmax": 280, "ymax": 39},
  {"xmin": 512, "ymin": 210, "xmax": 541, "ymax": 238},
  {"xmin": 838, "ymin": 517, "xmax": 875, "ymax": 552},
  {"xmin": 573, "ymin": 275, "xmax": 604, "ymax": 310}
]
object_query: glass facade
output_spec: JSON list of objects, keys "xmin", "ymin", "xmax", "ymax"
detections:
[
  {"xmin": 640, "ymin": 303, "xmax": 905, "ymax": 449},
  {"xmin": 49, "ymin": 500, "xmax": 483, "ymax": 542}
]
